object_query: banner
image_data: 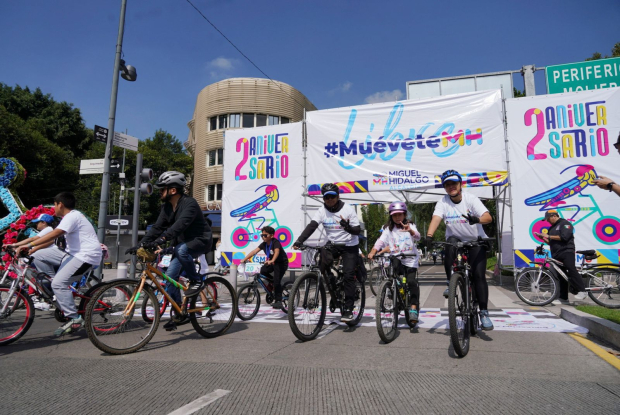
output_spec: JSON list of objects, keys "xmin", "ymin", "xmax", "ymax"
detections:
[
  {"xmin": 221, "ymin": 123, "xmax": 304, "ymax": 268},
  {"xmin": 306, "ymin": 90, "xmax": 507, "ymax": 194},
  {"xmin": 507, "ymin": 88, "xmax": 620, "ymax": 266}
]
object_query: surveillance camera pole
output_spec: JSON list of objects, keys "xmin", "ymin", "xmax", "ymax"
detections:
[
  {"xmin": 95, "ymin": 0, "xmax": 128, "ymax": 278},
  {"xmin": 129, "ymin": 152, "xmax": 144, "ymax": 277}
]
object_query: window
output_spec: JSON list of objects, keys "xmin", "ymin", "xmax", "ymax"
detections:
[
  {"xmin": 207, "ymin": 149, "xmax": 223, "ymax": 167},
  {"xmin": 281, "ymin": 117, "xmax": 290, "ymax": 124},
  {"xmin": 217, "ymin": 148, "xmax": 223, "ymax": 165},
  {"xmin": 268, "ymin": 115, "xmax": 279, "ymax": 126},
  {"xmin": 207, "ymin": 184, "xmax": 223, "ymax": 202},
  {"xmin": 242, "ymin": 113, "xmax": 254, "ymax": 128},
  {"xmin": 209, "ymin": 117, "xmax": 217, "ymax": 131},
  {"xmin": 218, "ymin": 114, "xmax": 227, "ymax": 129},
  {"xmin": 256, "ymin": 114, "xmax": 267, "ymax": 127},
  {"xmin": 229, "ymin": 113, "xmax": 240, "ymax": 128}
]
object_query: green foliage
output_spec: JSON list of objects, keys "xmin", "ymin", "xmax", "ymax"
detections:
[
  {"xmin": 513, "ymin": 87, "xmax": 526, "ymax": 98},
  {"xmin": 576, "ymin": 305, "xmax": 620, "ymax": 325},
  {"xmin": 585, "ymin": 42, "xmax": 620, "ymax": 61},
  {"xmin": 361, "ymin": 204, "xmax": 388, "ymax": 247}
]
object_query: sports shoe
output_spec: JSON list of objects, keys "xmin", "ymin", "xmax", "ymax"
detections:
[
  {"xmin": 443, "ymin": 288, "xmax": 449, "ymax": 298},
  {"xmin": 34, "ymin": 301, "xmax": 51, "ymax": 311},
  {"xmin": 409, "ymin": 308, "xmax": 419, "ymax": 322},
  {"xmin": 163, "ymin": 320, "xmax": 177, "ymax": 331},
  {"xmin": 552, "ymin": 298, "xmax": 570, "ymax": 305},
  {"xmin": 340, "ymin": 310, "xmax": 353, "ymax": 322},
  {"xmin": 479, "ymin": 310, "xmax": 494, "ymax": 331},
  {"xmin": 54, "ymin": 316, "xmax": 84, "ymax": 337},
  {"xmin": 272, "ymin": 301, "xmax": 283, "ymax": 310},
  {"xmin": 573, "ymin": 291, "xmax": 588, "ymax": 300},
  {"xmin": 184, "ymin": 280, "xmax": 203, "ymax": 297}
]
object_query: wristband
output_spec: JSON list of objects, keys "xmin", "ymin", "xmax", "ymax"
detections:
[
  {"xmin": 28, "ymin": 242, "xmax": 35, "ymax": 248},
  {"xmin": 607, "ymin": 182, "xmax": 616, "ymax": 192}
]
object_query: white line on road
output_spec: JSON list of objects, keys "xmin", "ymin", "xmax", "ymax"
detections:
[
  {"xmin": 316, "ymin": 322, "xmax": 340, "ymax": 340},
  {"xmin": 167, "ymin": 389, "xmax": 231, "ymax": 415}
]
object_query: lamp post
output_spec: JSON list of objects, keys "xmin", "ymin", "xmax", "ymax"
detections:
[{"xmin": 95, "ymin": 0, "xmax": 137, "ymax": 277}]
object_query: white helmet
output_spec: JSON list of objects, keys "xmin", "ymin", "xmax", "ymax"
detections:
[{"xmin": 154, "ymin": 171, "xmax": 186, "ymax": 188}]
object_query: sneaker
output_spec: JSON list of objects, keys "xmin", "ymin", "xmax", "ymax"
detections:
[
  {"xmin": 443, "ymin": 288, "xmax": 449, "ymax": 298},
  {"xmin": 54, "ymin": 316, "xmax": 84, "ymax": 337},
  {"xmin": 184, "ymin": 280, "xmax": 203, "ymax": 297},
  {"xmin": 340, "ymin": 310, "xmax": 354, "ymax": 322},
  {"xmin": 552, "ymin": 298, "xmax": 570, "ymax": 305},
  {"xmin": 163, "ymin": 320, "xmax": 177, "ymax": 331},
  {"xmin": 34, "ymin": 301, "xmax": 51, "ymax": 311},
  {"xmin": 573, "ymin": 291, "xmax": 588, "ymax": 300},
  {"xmin": 272, "ymin": 301, "xmax": 283, "ymax": 310},
  {"xmin": 479, "ymin": 310, "xmax": 494, "ymax": 331},
  {"xmin": 409, "ymin": 308, "xmax": 419, "ymax": 322}
]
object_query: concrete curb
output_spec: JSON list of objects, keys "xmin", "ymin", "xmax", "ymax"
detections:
[{"xmin": 560, "ymin": 306, "xmax": 620, "ymax": 349}]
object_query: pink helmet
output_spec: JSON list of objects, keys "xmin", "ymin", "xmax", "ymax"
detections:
[{"xmin": 388, "ymin": 201, "xmax": 407, "ymax": 215}]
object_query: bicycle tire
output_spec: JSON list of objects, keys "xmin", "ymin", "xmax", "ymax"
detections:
[
  {"xmin": 0, "ymin": 285, "xmax": 35, "ymax": 346},
  {"xmin": 376, "ymin": 280, "xmax": 398, "ymax": 343},
  {"xmin": 287, "ymin": 272, "xmax": 326, "ymax": 342},
  {"xmin": 236, "ymin": 284, "xmax": 260, "ymax": 320},
  {"xmin": 587, "ymin": 268, "xmax": 620, "ymax": 309},
  {"xmin": 369, "ymin": 267, "xmax": 381, "ymax": 296},
  {"xmin": 514, "ymin": 268, "xmax": 558, "ymax": 306},
  {"xmin": 140, "ymin": 283, "xmax": 169, "ymax": 324},
  {"xmin": 342, "ymin": 279, "xmax": 365, "ymax": 327},
  {"xmin": 85, "ymin": 280, "xmax": 160, "ymax": 355},
  {"xmin": 448, "ymin": 273, "xmax": 470, "ymax": 358},
  {"xmin": 189, "ymin": 276, "xmax": 236, "ymax": 338},
  {"xmin": 281, "ymin": 281, "xmax": 297, "ymax": 313}
]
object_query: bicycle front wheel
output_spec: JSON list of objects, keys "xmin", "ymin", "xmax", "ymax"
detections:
[
  {"xmin": 0, "ymin": 286, "xmax": 34, "ymax": 346},
  {"xmin": 190, "ymin": 276, "xmax": 236, "ymax": 338},
  {"xmin": 344, "ymin": 279, "xmax": 366, "ymax": 327},
  {"xmin": 236, "ymin": 284, "xmax": 260, "ymax": 320},
  {"xmin": 281, "ymin": 281, "xmax": 298, "ymax": 313},
  {"xmin": 448, "ymin": 273, "xmax": 470, "ymax": 358},
  {"xmin": 288, "ymin": 272, "xmax": 326, "ymax": 341},
  {"xmin": 515, "ymin": 268, "xmax": 558, "ymax": 306},
  {"xmin": 587, "ymin": 268, "xmax": 620, "ymax": 309},
  {"xmin": 369, "ymin": 267, "xmax": 381, "ymax": 296},
  {"xmin": 85, "ymin": 280, "xmax": 160, "ymax": 355},
  {"xmin": 376, "ymin": 280, "xmax": 398, "ymax": 343}
]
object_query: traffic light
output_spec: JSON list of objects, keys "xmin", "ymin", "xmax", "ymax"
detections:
[{"xmin": 139, "ymin": 168, "xmax": 153, "ymax": 195}]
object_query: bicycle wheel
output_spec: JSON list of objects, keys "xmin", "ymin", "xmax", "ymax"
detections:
[
  {"xmin": 140, "ymin": 283, "xmax": 168, "ymax": 324},
  {"xmin": 515, "ymin": 268, "xmax": 558, "ymax": 306},
  {"xmin": 344, "ymin": 279, "xmax": 366, "ymax": 327},
  {"xmin": 189, "ymin": 276, "xmax": 236, "ymax": 338},
  {"xmin": 369, "ymin": 267, "xmax": 381, "ymax": 296},
  {"xmin": 85, "ymin": 280, "xmax": 160, "ymax": 355},
  {"xmin": 376, "ymin": 280, "xmax": 398, "ymax": 343},
  {"xmin": 448, "ymin": 273, "xmax": 470, "ymax": 358},
  {"xmin": 281, "ymin": 281, "xmax": 297, "ymax": 313},
  {"xmin": 587, "ymin": 268, "xmax": 620, "ymax": 309},
  {"xmin": 78, "ymin": 282, "xmax": 132, "ymax": 321},
  {"xmin": 236, "ymin": 284, "xmax": 260, "ymax": 320},
  {"xmin": 288, "ymin": 272, "xmax": 326, "ymax": 341},
  {"xmin": 0, "ymin": 285, "xmax": 34, "ymax": 346}
]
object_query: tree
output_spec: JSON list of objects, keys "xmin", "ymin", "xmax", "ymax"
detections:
[
  {"xmin": 513, "ymin": 87, "xmax": 526, "ymax": 98},
  {"xmin": 585, "ymin": 42, "xmax": 620, "ymax": 61},
  {"xmin": 361, "ymin": 204, "xmax": 388, "ymax": 249}
]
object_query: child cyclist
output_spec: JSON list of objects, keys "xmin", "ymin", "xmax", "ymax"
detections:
[
  {"xmin": 240, "ymin": 226, "xmax": 289, "ymax": 310},
  {"xmin": 368, "ymin": 202, "xmax": 421, "ymax": 322}
]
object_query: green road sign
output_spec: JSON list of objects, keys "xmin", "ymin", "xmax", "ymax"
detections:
[{"xmin": 546, "ymin": 57, "xmax": 620, "ymax": 94}]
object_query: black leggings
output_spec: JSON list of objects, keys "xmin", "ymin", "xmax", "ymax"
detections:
[
  {"xmin": 392, "ymin": 258, "xmax": 419, "ymax": 308},
  {"xmin": 260, "ymin": 262, "xmax": 289, "ymax": 301},
  {"xmin": 443, "ymin": 236, "xmax": 489, "ymax": 310}
]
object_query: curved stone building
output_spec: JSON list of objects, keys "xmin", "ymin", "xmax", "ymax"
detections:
[{"xmin": 186, "ymin": 77, "xmax": 317, "ymax": 211}]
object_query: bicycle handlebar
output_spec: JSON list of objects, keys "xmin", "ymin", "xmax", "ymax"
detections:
[
  {"xmin": 432, "ymin": 237, "xmax": 495, "ymax": 249},
  {"xmin": 372, "ymin": 253, "xmax": 417, "ymax": 259}
]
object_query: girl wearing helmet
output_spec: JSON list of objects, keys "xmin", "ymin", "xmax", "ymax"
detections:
[
  {"xmin": 368, "ymin": 201, "xmax": 421, "ymax": 322},
  {"xmin": 425, "ymin": 170, "xmax": 494, "ymax": 330}
]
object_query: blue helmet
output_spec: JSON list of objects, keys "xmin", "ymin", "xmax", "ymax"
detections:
[
  {"xmin": 440, "ymin": 170, "xmax": 462, "ymax": 186},
  {"xmin": 31, "ymin": 213, "xmax": 54, "ymax": 224}
]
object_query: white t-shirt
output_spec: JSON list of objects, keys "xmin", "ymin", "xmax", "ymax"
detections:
[
  {"xmin": 311, "ymin": 203, "xmax": 360, "ymax": 246},
  {"xmin": 373, "ymin": 225, "xmax": 420, "ymax": 268},
  {"xmin": 433, "ymin": 192, "xmax": 489, "ymax": 242},
  {"xmin": 35, "ymin": 226, "xmax": 62, "ymax": 253},
  {"xmin": 57, "ymin": 210, "xmax": 102, "ymax": 265}
]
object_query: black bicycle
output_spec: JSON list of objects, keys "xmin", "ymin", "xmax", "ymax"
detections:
[
  {"xmin": 374, "ymin": 253, "xmax": 418, "ymax": 343},
  {"xmin": 433, "ymin": 237, "xmax": 494, "ymax": 357},
  {"xmin": 236, "ymin": 268, "xmax": 298, "ymax": 320},
  {"xmin": 287, "ymin": 244, "xmax": 366, "ymax": 341}
]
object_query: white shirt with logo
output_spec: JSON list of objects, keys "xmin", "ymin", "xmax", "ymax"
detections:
[
  {"xmin": 374, "ymin": 225, "xmax": 420, "ymax": 268},
  {"xmin": 312, "ymin": 204, "xmax": 360, "ymax": 246},
  {"xmin": 57, "ymin": 210, "xmax": 102, "ymax": 265},
  {"xmin": 433, "ymin": 192, "xmax": 489, "ymax": 242}
]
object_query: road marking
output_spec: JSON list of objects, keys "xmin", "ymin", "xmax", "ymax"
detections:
[
  {"xmin": 487, "ymin": 285, "xmax": 517, "ymax": 308},
  {"xmin": 167, "ymin": 389, "xmax": 231, "ymax": 415},
  {"xmin": 316, "ymin": 322, "xmax": 339, "ymax": 340},
  {"xmin": 569, "ymin": 333, "xmax": 620, "ymax": 371},
  {"xmin": 417, "ymin": 284, "xmax": 433, "ymax": 308},
  {"xmin": 420, "ymin": 266, "xmax": 438, "ymax": 275}
]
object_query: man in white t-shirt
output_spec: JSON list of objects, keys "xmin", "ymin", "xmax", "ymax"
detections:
[
  {"xmin": 425, "ymin": 170, "xmax": 494, "ymax": 331},
  {"xmin": 293, "ymin": 183, "xmax": 361, "ymax": 322},
  {"xmin": 17, "ymin": 192, "xmax": 102, "ymax": 337}
]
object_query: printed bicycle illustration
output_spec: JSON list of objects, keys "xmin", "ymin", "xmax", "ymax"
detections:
[
  {"xmin": 526, "ymin": 164, "xmax": 620, "ymax": 245},
  {"xmin": 230, "ymin": 184, "xmax": 293, "ymax": 249}
]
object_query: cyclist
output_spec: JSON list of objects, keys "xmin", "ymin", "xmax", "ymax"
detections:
[
  {"xmin": 15, "ymin": 192, "xmax": 102, "ymax": 336},
  {"xmin": 292, "ymin": 183, "xmax": 361, "ymax": 322},
  {"xmin": 129, "ymin": 171, "xmax": 212, "ymax": 329},
  {"xmin": 368, "ymin": 201, "xmax": 421, "ymax": 322},
  {"xmin": 240, "ymin": 225, "xmax": 289, "ymax": 310},
  {"xmin": 538, "ymin": 210, "xmax": 587, "ymax": 303},
  {"xmin": 425, "ymin": 170, "xmax": 494, "ymax": 331}
]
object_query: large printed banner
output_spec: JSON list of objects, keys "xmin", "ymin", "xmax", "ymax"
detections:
[
  {"xmin": 306, "ymin": 90, "xmax": 507, "ymax": 194},
  {"xmin": 507, "ymin": 88, "xmax": 620, "ymax": 266},
  {"xmin": 221, "ymin": 123, "xmax": 304, "ymax": 268}
]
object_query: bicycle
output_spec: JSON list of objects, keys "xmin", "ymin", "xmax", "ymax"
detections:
[
  {"xmin": 515, "ymin": 244, "xmax": 620, "ymax": 308},
  {"xmin": 374, "ymin": 253, "xmax": 418, "ymax": 343},
  {"xmin": 287, "ymin": 244, "xmax": 366, "ymax": 341},
  {"xmin": 433, "ymin": 237, "xmax": 495, "ymax": 358},
  {"xmin": 236, "ymin": 263, "xmax": 298, "ymax": 320},
  {"xmin": 368, "ymin": 256, "xmax": 392, "ymax": 296},
  {"xmin": 84, "ymin": 248, "xmax": 237, "ymax": 355}
]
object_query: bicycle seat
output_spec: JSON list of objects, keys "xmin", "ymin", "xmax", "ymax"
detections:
[{"xmin": 576, "ymin": 250, "xmax": 596, "ymax": 256}]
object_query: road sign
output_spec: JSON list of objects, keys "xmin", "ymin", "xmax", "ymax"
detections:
[
  {"xmin": 110, "ymin": 219, "xmax": 129, "ymax": 226},
  {"xmin": 79, "ymin": 158, "xmax": 105, "ymax": 174},
  {"xmin": 546, "ymin": 57, "xmax": 620, "ymax": 94},
  {"xmin": 113, "ymin": 131, "xmax": 139, "ymax": 151},
  {"xmin": 94, "ymin": 125, "xmax": 109, "ymax": 143},
  {"xmin": 106, "ymin": 215, "xmax": 133, "ymax": 229}
]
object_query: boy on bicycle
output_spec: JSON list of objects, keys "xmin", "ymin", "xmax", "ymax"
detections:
[
  {"xmin": 240, "ymin": 226, "xmax": 289, "ymax": 310},
  {"xmin": 368, "ymin": 202, "xmax": 421, "ymax": 322}
]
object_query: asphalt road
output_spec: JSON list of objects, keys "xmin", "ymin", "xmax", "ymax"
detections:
[{"xmin": 1, "ymin": 263, "xmax": 618, "ymax": 415}]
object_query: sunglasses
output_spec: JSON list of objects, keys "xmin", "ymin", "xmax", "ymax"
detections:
[
  {"xmin": 323, "ymin": 194, "xmax": 337, "ymax": 200},
  {"xmin": 261, "ymin": 234, "xmax": 271, "ymax": 238}
]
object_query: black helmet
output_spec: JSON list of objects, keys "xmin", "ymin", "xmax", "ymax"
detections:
[
  {"xmin": 154, "ymin": 171, "xmax": 186, "ymax": 188},
  {"xmin": 321, "ymin": 183, "xmax": 339, "ymax": 197},
  {"xmin": 440, "ymin": 169, "xmax": 462, "ymax": 186}
]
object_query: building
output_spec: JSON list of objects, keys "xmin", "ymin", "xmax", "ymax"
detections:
[{"xmin": 185, "ymin": 77, "xmax": 317, "ymax": 244}]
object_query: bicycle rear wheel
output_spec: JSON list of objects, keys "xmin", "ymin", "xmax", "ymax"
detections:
[
  {"xmin": 369, "ymin": 267, "xmax": 381, "ymax": 296},
  {"xmin": 85, "ymin": 280, "xmax": 160, "ymax": 355},
  {"xmin": 376, "ymin": 280, "xmax": 398, "ymax": 343},
  {"xmin": 0, "ymin": 286, "xmax": 34, "ymax": 346},
  {"xmin": 587, "ymin": 268, "xmax": 620, "ymax": 309},
  {"xmin": 236, "ymin": 284, "xmax": 260, "ymax": 320},
  {"xmin": 190, "ymin": 276, "xmax": 236, "ymax": 338},
  {"xmin": 515, "ymin": 268, "xmax": 558, "ymax": 306},
  {"xmin": 281, "ymin": 281, "xmax": 297, "ymax": 313},
  {"xmin": 448, "ymin": 273, "xmax": 470, "ymax": 357},
  {"xmin": 288, "ymin": 272, "xmax": 326, "ymax": 341}
]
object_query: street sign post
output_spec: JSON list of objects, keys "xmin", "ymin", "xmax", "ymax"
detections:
[
  {"xmin": 546, "ymin": 57, "xmax": 620, "ymax": 94},
  {"xmin": 105, "ymin": 215, "xmax": 132, "ymax": 229},
  {"xmin": 80, "ymin": 158, "xmax": 121, "ymax": 174}
]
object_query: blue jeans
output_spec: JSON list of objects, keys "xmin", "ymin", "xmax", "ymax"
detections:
[{"xmin": 166, "ymin": 243, "xmax": 202, "ymax": 305}]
